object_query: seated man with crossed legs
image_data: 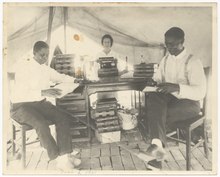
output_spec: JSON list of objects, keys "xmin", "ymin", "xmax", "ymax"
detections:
[{"xmin": 144, "ymin": 27, "xmax": 206, "ymax": 161}]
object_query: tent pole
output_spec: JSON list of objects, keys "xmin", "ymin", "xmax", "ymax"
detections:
[
  {"xmin": 63, "ymin": 7, "xmax": 68, "ymax": 54},
  {"xmin": 47, "ymin": 7, "xmax": 54, "ymax": 46}
]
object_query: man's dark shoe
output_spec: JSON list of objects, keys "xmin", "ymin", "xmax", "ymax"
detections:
[{"xmin": 147, "ymin": 159, "xmax": 162, "ymax": 170}]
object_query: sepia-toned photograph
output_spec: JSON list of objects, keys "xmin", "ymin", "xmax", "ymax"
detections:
[{"xmin": 2, "ymin": 2, "xmax": 217, "ymax": 175}]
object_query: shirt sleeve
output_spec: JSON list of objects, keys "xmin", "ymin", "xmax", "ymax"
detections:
[
  {"xmin": 49, "ymin": 67, "xmax": 75, "ymax": 83},
  {"xmin": 153, "ymin": 57, "xmax": 165, "ymax": 84},
  {"xmin": 178, "ymin": 59, "xmax": 206, "ymax": 101}
]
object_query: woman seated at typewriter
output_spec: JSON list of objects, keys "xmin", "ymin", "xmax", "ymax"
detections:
[
  {"xmin": 91, "ymin": 34, "xmax": 128, "ymax": 102},
  {"xmin": 97, "ymin": 34, "xmax": 117, "ymax": 62},
  {"xmin": 96, "ymin": 34, "xmax": 127, "ymax": 73}
]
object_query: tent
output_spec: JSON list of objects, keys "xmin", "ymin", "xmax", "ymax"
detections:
[
  {"xmin": 5, "ymin": 4, "xmax": 213, "ymax": 69},
  {"xmin": 3, "ymin": 3, "xmax": 214, "ymax": 119}
]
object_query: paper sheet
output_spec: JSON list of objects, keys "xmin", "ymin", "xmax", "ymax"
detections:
[
  {"xmin": 142, "ymin": 86, "xmax": 158, "ymax": 92},
  {"xmin": 53, "ymin": 82, "xmax": 79, "ymax": 98}
]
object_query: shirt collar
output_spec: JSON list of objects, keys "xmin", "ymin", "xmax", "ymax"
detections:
[
  {"xmin": 102, "ymin": 49, "xmax": 112, "ymax": 56},
  {"xmin": 31, "ymin": 56, "xmax": 48, "ymax": 67},
  {"xmin": 169, "ymin": 48, "xmax": 187, "ymax": 60}
]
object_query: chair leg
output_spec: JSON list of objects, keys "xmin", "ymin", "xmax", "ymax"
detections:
[
  {"xmin": 21, "ymin": 127, "xmax": 26, "ymax": 169},
  {"xmin": 186, "ymin": 128, "xmax": 192, "ymax": 171},
  {"xmin": 176, "ymin": 128, "xmax": 180, "ymax": 146},
  {"xmin": 12, "ymin": 124, "xmax": 16, "ymax": 156},
  {"xmin": 203, "ymin": 121, "xmax": 209, "ymax": 159}
]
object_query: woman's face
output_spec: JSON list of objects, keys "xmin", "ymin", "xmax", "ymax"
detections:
[{"xmin": 102, "ymin": 38, "xmax": 112, "ymax": 49}]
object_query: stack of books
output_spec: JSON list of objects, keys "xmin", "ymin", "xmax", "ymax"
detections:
[
  {"xmin": 133, "ymin": 63, "xmax": 158, "ymax": 78},
  {"xmin": 93, "ymin": 98, "xmax": 121, "ymax": 143}
]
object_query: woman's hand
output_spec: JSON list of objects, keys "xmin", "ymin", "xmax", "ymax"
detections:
[
  {"xmin": 157, "ymin": 83, "xmax": 180, "ymax": 94},
  {"xmin": 41, "ymin": 88, "xmax": 62, "ymax": 97}
]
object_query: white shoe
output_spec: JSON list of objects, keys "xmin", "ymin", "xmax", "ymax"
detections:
[
  {"xmin": 56, "ymin": 155, "xmax": 75, "ymax": 171},
  {"xmin": 69, "ymin": 156, "xmax": 81, "ymax": 167},
  {"xmin": 56, "ymin": 160, "xmax": 75, "ymax": 171}
]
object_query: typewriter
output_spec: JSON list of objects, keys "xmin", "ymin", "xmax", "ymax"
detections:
[{"xmin": 97, "ymin": 57, "xmax": 119, "ymax": 77}]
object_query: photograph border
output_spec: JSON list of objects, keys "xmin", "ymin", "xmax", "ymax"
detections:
[{"xmin": 2, "ymin": 2, "xmax": 218, "ymax": 175}]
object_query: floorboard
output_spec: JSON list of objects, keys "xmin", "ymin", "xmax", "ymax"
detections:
[{"xmin": 6, "ymin": 127, "xmax": 212, "ymax": 172}]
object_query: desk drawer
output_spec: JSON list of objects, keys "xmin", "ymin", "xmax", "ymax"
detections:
[
  {"xmin": 58, "ymin": 92, "xmax": 85, "ymax": 101},
  {"xmin": 70, "ymin": 116, "xmax": 87, "ymax": 123},
  {"xmin": 57, "ymin": 100, "xmax": 86, "ymax": 113},
  {"xmin": 70, "ymin": 128, "xmax": 89, "ymax": 140},
  {"xmin": 70, "ymin": 121, "xmax": 87, "ymax": 130}
]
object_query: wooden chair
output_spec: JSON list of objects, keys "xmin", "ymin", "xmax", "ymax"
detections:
[
  {"xmin": 11, "ymin": 120, "xmax": 38, "ymax": 168},
  {"xmin": 8, "ymin": 72, "xmax": 56, "ymax": 168},
  {"xmin": 11, "ymin": 119, "xmax": 55, "ymax": 169},
  {"xmin": 167, "ymin": 67, "xmax": 210, "ymax": 170}
]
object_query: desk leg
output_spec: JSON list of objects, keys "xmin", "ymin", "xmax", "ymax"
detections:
[
  {"xmin": 139, "ymin": 92, "xmax": 148, "ymax": 142},
  {"xmin": 138, "ymin": 91, "xmax": 142, "ymax": 116},
  {"xmin": 85, "ymin": 87, "xmax": 91, "ymax": 142},
  {"xmin": 134, "ymin": 91, "xmax": 137, "ymax": 108},
  {"xmin": 131, "ymin": 91, "xmax": 133, "ymax": 107}
]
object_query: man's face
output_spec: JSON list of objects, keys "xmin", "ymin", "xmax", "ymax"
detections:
[
  {"xmin": 165, "ymin": 36, "xmax": 184, "ymax": 56},
  {"xmin": 34, "ymin": 48, "xmax": 49, "ymax": 65}
]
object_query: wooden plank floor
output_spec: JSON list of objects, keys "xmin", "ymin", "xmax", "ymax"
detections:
[{"xmin": 6, "ymin": 128, "xmax": 212, "ymax": 173}]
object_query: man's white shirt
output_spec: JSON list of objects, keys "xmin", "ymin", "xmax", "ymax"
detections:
[
  {"xmin": 153, "ymin": 49, "xmax": 206, "ymax": 101},
  {"xmin": 11, "ymin": 57, "xmax": 76, "ymax": 103}
]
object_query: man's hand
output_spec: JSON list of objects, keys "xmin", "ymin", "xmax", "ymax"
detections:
[
  {"xmin": 41, "ymin": 88, "xmax": 62, "ymax": 98},
  {"xmin": 157, "ymin": 83, "xmax": 180, "ymax": 94}
]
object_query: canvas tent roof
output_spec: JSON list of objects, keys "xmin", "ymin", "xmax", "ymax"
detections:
[{"xmin": 5, "ymin": 4, "xmax": 213, "ymax": 69}]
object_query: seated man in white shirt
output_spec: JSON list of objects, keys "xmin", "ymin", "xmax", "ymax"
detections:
[
  {"xmin": 144, "ymin": 27, "xmax": 206, "ymax": 161},
  {"xmin": 10, "ymin": 41, "xmax": 81, "ymax": 171}
]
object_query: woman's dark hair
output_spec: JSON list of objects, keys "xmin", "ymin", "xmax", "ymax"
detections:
[
  {"xmin": 33, "ymin": 41, "xmax": 49, "ymax": 53},
  {"xmin": 165, "ymin": 27, "xmax": 185, "ymax": 40},
  {"xmin": 101, "ymin": 34, "xmax": 113, "ymax": 47}
]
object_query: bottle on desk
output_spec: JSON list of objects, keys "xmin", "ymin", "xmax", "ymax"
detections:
[
  {"xmin": 140, "ymin": 55, "xmax": 145, "ymax": 64},
  {"xmin": 125, "ymin": 56, "xmax": 128, "ymax": 71},
  {"xmin": 75, "ymin": 67, "xmax": 83, "ymax": 78}
]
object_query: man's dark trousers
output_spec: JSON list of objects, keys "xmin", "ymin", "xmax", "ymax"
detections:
[
  {"xmin": 11, "ymin": 99, "xmax": 73, "ymax": 160},
  {"xmin": 145, "ymin": 92, "xmax": 200, "ymax": 146}
]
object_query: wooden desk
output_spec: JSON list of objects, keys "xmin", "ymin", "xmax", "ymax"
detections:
[
  {"xmin": 83, "ymin": 77, "xmax": 154, "ymax": 141},
  {"xmin": 85, "ymin": 78, "xmax": 151, "ymax": 96}
]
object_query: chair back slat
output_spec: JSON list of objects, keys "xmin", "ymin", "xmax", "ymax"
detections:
[{"xmin": 201, "ymin": 67, "xmax": 210, "ymax": 116}]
